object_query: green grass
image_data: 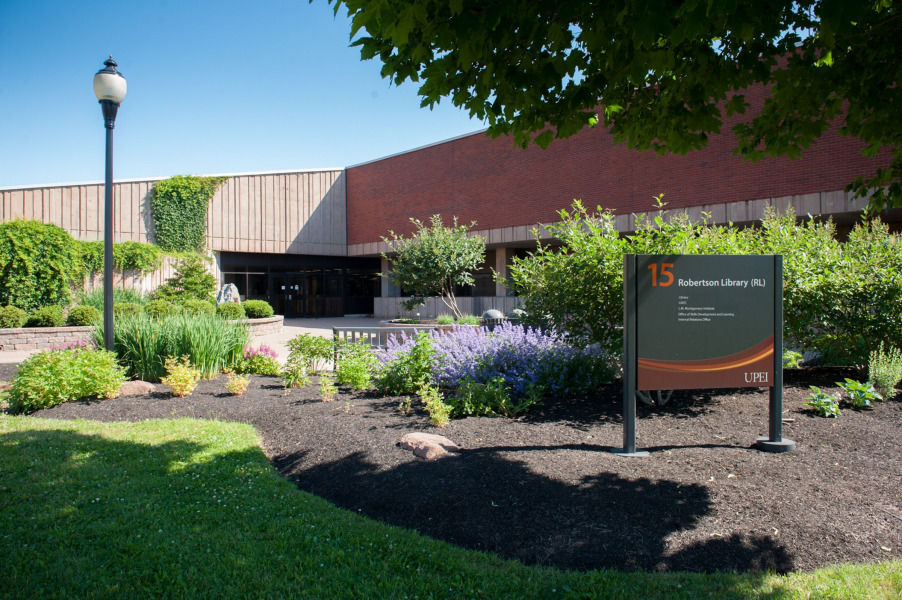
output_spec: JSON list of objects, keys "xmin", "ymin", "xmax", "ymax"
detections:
[{"xmin": 1, "ymin": 415, "xmax": 899, "ymax": 599}]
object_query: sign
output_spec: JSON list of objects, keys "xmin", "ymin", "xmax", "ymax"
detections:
[
  {"xmin": 616, "ymin": 254, "xmax": 794, "ymax": 456},
  {"xmin": 636, "ymin": 255, "xmax": 775, "ymax": 390}
]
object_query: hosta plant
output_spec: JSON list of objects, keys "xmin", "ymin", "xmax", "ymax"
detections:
[
  {"xmin": 836, "ymin": 378, "xmax": 882, "ymax": 409},
  {"xmin": 803, "ymin": 386, "xmax": 840, "ymax": 418}
]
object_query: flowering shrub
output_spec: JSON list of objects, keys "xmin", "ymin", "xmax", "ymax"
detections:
[
  {"xmin": 239, "ymin": 345, "xmax": 281, "ymax": 375},
  {"xmin": 377, "ymin": 322, "xmax": 615, "ymax": 399}
]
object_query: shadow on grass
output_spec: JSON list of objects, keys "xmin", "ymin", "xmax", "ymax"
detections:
[{"xmin": 0, "ymin": 419, "xmax": 857, "ymax": 599}]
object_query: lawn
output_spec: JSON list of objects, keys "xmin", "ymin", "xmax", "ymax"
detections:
[{"xmin": 1, "ymin": 414, "xmax": 900, "ymax": 599}]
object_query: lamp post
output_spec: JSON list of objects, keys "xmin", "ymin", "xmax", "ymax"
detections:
[{"xmin": 93, "ymin": 56, "xmax": 126, "ymax": 351}]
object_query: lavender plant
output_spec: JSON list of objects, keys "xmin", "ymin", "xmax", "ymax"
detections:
[{"xmin": 377, "ymin": 322, "xmax": 616, "ymax": 400}]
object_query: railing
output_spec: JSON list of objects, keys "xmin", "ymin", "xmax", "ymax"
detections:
[{"xmin": 332, "ymin": 326, "xmax": 424, "ymax": 364}]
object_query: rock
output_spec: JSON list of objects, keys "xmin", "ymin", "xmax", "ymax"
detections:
[
  {"xmin": 482, "ymin": 309, "xmax": 504, "ymax": 319},
  {"xmin": 216, "ymin": 283, "xmax": 241, "ymax": 305},
  {"xmin": 119, "ymin": 381, "xmax": 155, "ymax": 396},
  {"xmin": 399, "ymin": 432, "xmax": 460, "ymax": 460}
]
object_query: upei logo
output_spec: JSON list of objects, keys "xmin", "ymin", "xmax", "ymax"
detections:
[{"xmin": 744, "ymin": 372, "xmax": 769, "ymax": 383}]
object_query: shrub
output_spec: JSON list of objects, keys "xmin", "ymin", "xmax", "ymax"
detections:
[
  {"xmin": 216, "ymin": 302, "xmax": 246, "ymax": 320},
  {"xmin": 419, "ymin": 384, "xmax": 451, "ymax": 427},
  {"xmin": 243, "ymin": 299, "xmax": 274, "ymax": 318},
  {"xmin": 436, "ymin": 313, "xmax": 455, "ymax": 325},
  {"xmin": 280, "ymin": 357, "xmax": 310, "ymax": 389},
  {"xmin": 783, "ymin": 349, "xmax": 803, "ymax": 369},
  {"xmin": 239, "ymin": 345, "xmax": 281, "ymax": 376},
  {"xmin": 66, "ymin": 305, "xmax": 101, "ymax": 326},
  {"xmin": 96, "ymin": 313, "xmax": 248, "ymax": 381},
  {"xmin": 154, "ymin": 254, "xmax": 217, "ymax": 303},
  {"xmin": 161, "ymin": 355, "xmax": 201, "ymax": 397},
  {"xmin": 25, "ymin": 306, "xmax": 64, "ymax": 328},
  {"xmin": 375, "ymin": 331, "xmax": 435, "ymax": 396},
  {"xmin": 335, "ymin": 341, "xmax": 379, "ymax": 390},
  {"xmin": 0, "ymin": 220, "xmax": 84, "ymax": 312},
  {"xmin": 320, "ymin": 374, "xmax": 338, "ymax": 402},
  {"xmin": 180, "ymin": 299, "xmax": 215, "ymax": 315},
  {"xmin": 869, "ymin": 343, "xmax": 902, "ymax": 399},
  {"xmin": 0, "ymin": 306, "xmax": 27, "ymax": 329},
  {"xmin": 286, "ymin": 333, "xmax": 333, "ymax": 374},
  {"xmin": 803, "ymin": 386, "xmax": 841, "ymax": 418},
  {"xmin": 4, "ymin": 346, "xmax": 125, "ymax": 413},
  {"xmin": 450, "ymin": 377, "xmax": 540, "ymax": 418},
  {"xmin": 114, "ymin": 303, "xmax": 144, "ymax": 318},
  {"xmin": 225, "ymin": 371, "xmax": 250, "ymax": 396},
  {"xmin": 456, "ymin": 314, "xmax": 480, "ymax": 325},
  {"xmin": 144, "ymin": 299, "xmax": 180, "ymax": 319}
]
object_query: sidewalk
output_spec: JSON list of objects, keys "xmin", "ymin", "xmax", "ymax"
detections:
[
  {"xmin": 249, "ymin": 317, "xmax": 380, "ymax": 364},
  {"xmin": 0, "ymin": 317, "xmax": 382, "ymax": 366}
]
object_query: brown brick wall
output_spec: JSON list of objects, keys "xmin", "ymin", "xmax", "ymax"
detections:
[{"xmin": 347, "ymin": 86, "xmax": 890, "ymax": 245}]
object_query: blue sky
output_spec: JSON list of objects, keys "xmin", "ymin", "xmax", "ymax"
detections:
[{"xmin": 0, "ymin": 0, "xmax": 485, "ymax": 188}]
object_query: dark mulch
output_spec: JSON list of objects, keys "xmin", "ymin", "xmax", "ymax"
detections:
[{"xmin": 10, "ymin": 361, "xmax": 902, "ymax": 574}]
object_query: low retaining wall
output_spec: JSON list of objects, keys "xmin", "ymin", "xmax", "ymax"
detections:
[
  {"xmin": 0, "ymin": 326, "xmax": 94, "ymax": 352},
  {"xmin": 0, "ymin": 315, "xmax": 283, "ymax": 352},
  {"xmin": 241, "ymin": 315, "xmax": 283, "ymax": 338}
]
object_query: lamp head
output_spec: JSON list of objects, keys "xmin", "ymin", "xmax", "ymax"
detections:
[{"xmin": 93, "ymin": 56, "xmax": 127, "ymax": 104}]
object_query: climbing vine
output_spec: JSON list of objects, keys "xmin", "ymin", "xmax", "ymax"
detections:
[
  {"xmin": 79, "ymin": 240, "xmax": 163, "ymax": 274},
  {"xmin": 151, "ymin": 175, "xmax": 227, "ymax": 252}
]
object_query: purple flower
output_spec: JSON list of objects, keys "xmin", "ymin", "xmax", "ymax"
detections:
[{"xmin": 244, "ymin": 344, "xmax": 278, "ymax": 360}]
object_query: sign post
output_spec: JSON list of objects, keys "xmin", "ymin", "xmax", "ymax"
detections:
[{"xmin": 615, "ymin": 254, "xmax": 794, "ymax": 456}]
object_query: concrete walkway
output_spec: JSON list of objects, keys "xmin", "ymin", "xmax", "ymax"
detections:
[
  {"xmin": 0, "ymin": 317, "xmax": 382, "ymax": 365},
  {"xmin": 248, "ymin": 317, "xmax": 380, "ymax": 363}
]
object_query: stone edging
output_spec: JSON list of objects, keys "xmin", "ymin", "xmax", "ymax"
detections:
[
  {"xmin": 0, "ymin": 315, "xmax": 284, "ymax": 352},
  {"xmin": 0, "ymin": 325, "xmax": 94, "ymax": 352}
]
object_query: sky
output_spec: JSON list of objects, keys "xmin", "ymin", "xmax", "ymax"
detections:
[{"xmin": 0, "ymin": 0, "xmax": 485, "ymax": 188}]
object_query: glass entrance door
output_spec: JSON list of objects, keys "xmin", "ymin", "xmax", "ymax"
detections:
[{"xmin": 269, "ymin": 272, "xmax": 336, "ymax": 318}]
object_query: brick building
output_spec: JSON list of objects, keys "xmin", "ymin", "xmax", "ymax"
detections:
[{"xmin": 1, "ymin": 111, "xmax": 896, "ymax": 318}]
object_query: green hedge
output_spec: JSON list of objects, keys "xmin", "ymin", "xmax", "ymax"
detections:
[{"xmin": 508, "ymin": 202, "xmax": 902, "ymax": 368}]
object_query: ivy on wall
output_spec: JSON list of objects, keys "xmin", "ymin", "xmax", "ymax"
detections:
[
  {"xmin": 151, "ymin": 175, "xmax": 227, "ymax": 252},
  {"xmin": 80, "ymin": 240, "xmax": 164, "ymax": 274}
]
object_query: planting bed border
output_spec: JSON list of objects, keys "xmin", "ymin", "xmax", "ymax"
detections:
[{"xmin": 0, "ymin": 315, "xmax": 283, "ymax": 352}]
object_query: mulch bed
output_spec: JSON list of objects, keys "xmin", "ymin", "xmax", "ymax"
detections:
[{"xmin": 6, "ymin": 360, "xmax": 901, "ymax": 574}]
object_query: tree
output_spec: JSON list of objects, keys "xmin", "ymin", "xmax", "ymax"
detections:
[
  {"xmin": 328, "ymin": 0, "xmax": 902, "ymax": 211},
  {"xmin": 153, "ymin": 255, "xmax": 217, "ymax": 303},
  {"xmin": 382, "ymin": 215, "xmax": 486, "ymax": 318}
]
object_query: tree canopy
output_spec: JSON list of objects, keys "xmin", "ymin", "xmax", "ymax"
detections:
[{"xmin": 328, "ymin": 0, "xmax": 902, "ymax": 211}]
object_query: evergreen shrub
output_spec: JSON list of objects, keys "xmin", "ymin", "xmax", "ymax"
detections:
[
  {"xmin": 0, "ymin": 306, "xmax": 27, "ymax": 329},
  {"xmin": 242, "ymin": 299, "xmax": 274, "ymax": 318},
  {"xmin": 25, "ymin": 306, "xmax": 65, "ymax": 328},
  {"xmin": 217, "ymin": 302, "xmax": 245, "ymax": 320},
  {"xmin": 66, "ymin": 305, "xmax": 101, "ymax": 326}
]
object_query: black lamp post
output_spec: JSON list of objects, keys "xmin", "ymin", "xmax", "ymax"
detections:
[{"xmin": 93, "ymin": 56, "xmax": 126, "ymax": 351}]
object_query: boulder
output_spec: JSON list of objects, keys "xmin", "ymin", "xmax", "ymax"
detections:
[
  {"xmin": 216, "ymin": 283, "xmax": 241, "ymax": 305},
  {"xmin": 399, "ymin": 432, "xmax": 460, "ymax": 460},
  {"xmin": 119, "ymin": 380, "xmax": 155, "ymax": 396}
]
